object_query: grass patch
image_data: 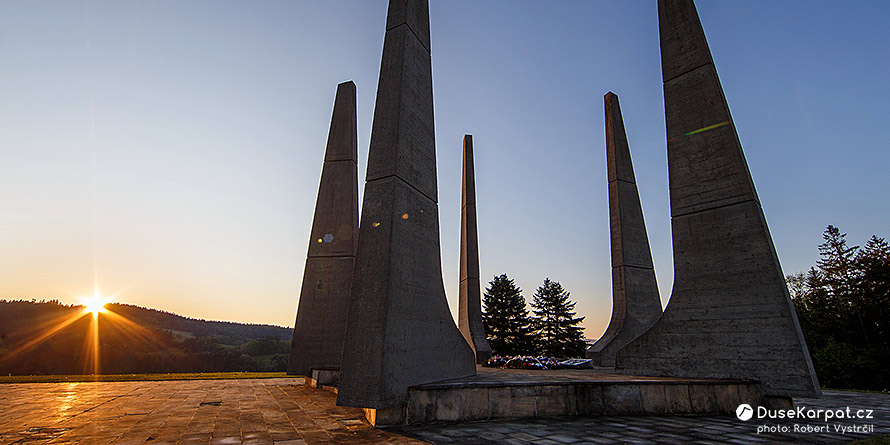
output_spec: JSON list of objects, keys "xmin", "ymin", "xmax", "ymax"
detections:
[
  {"xmin": 824, "ymin": 387, "xmax": 890, "ymax": 395},
  {"xmin": 0, "ymin": 372, "xmax": 291, "ymax": 384},
  {"xmin": 851, "ymin": 434, "xmax": 890, "ymax": 445}
]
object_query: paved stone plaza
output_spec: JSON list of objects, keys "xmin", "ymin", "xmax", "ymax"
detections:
[
  {"xmin": 1, "ymin": 377, "xmax": 887, "ymax": 444},
  {"xmin": 0, "ymin": 378, "xmax": 415, "ymax": 444}
]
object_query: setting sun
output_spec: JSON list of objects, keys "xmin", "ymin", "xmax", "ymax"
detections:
[{"xmin": 81, "ymin": 295, "xmax": 109, "ymax": 315}]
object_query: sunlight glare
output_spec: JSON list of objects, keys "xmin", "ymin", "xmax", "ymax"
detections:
[{"xmin": 81, "ymin": 294, "xmax": 109, "ymax": 315}]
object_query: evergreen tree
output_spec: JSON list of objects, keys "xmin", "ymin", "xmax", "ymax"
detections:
[
  {"xmin": 816, "ymin": 225, "xmax": 869, "ymax": 344},
  {"xmin": 788, "ymin": 225, "xmax": 890, "ymax": 390},
  {"xmin": 856, "ymin": 236, "xmax": 890, "ymax": 349},
  {"xmin": 530, "ymin": 278, "xmax": 586, "ymax": 357},
  {"xmin": 791, "ymin": 267, "xmax": 837, "ymax": 342},
  {"xmin": 482, "ymin": 274, "xmax": 537, "ymax": 356}
]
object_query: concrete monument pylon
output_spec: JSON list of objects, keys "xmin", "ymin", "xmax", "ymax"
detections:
[
  {"xmin": 615, "ymin": 0, "xmax": 821, "ymax": 398},
  {"xmin": 458, "ymin": 134, "xmax": 493, "ymax": 364},
  {"xmin": 337, "ymin": 0, "xmax": 476, "ymax": 412},
  {"xmin": 288, "ymin": 81, "xmax": 359, "ymax": 381},
  {"xmin": 587, "ymin": 92, "xmax": 663, "ymax": 367}
]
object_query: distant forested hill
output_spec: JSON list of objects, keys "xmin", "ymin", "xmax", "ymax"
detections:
[
  {"xmin": 0, "ymin": 300, "xmax": 293, "ymax": 375},
  {"xmin": 106, "ymin": 302, "xmax": 291, "ymax": 343}
]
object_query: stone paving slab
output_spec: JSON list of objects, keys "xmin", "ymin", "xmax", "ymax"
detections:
[
  {"xmin": 0, "ymin": 378, "xmax": 887, "ymax": 444},
  {"xmin": 0, "ymin": 378, "xmax": 421, "ymax": 444}
]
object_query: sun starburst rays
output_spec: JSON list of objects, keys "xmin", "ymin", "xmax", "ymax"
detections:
[
  {"xmin": 80, "ymin": 293, "xmax": 109, "ymax": 315},
  {"xmin": 0, "ymin": 292, "xmax": 160, "ymax": 376}
]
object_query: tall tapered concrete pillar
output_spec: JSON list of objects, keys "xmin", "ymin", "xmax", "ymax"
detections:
[
  {"xmin": 287, "ymin": 81, "xmax": 358, "ymax": 378},
  {"xmin": 616, "ymin": 0, "xmax": 820, "ymax": 398},
  {"xmin": 587, "ymin": 93, "xmax": 663, "ymax": 367},
  {"xmin": 458, "ymin": 135, "xmax": 493, "ymax": 364},
  {"xmin": 337, "ymin": 0, "xmax": 476, "ymax": 410}
]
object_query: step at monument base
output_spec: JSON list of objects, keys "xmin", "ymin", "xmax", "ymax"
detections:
[
  {"xmin": 304, "ymin": 369, "xmax": 340, "ymax": 390},
  {"xmin": 362, "ymin": 367, "xmax": 768, "ymax": 427}
]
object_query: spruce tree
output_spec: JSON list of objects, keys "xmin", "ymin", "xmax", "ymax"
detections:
[
  {"xmin": 787, "ymin": 225, "xmax": 890, "ymax": 390},
  {"xmin": 856, "ymin": 236, "xmax": 890, "ymax": 349},
  {"xmin": 530, "ymin": 278, "xmax": 587, "ymax": 358},
  {"xmin": 817, "ymin": 225, "xmax": 869, "ymax": 344},
  {"xmin": 482, "ymin": 274, "xmax": 536, "ymax": 356}
]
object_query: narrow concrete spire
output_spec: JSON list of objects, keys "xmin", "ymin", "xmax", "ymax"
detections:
[
  {"xmin": 458, "ymin": 135, "xmax": 493, "ymax": 364},
  {"xmin": 586, "ymin": 92, "xmax": 662, "ymax": 367},
  {"xmin": 615, "ymin": 0, "xmax": 820, "ymax": 398},
  {"xmin": 288, "ymin": 81, "xmax": 358, "ymax": 377},
  {"xmin": 337, "ymin": 0, "xmax": 476, "ymax": 411}
]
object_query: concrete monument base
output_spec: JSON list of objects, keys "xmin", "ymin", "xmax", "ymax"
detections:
[
  {"xmin": 304, "ymin": 369, "xmax": 341, "ymax": 390},
  {"xmin": 363, "ymin": 406, "xmax": 407, "ymax": 427},
  {"xmin": 361, "ymin": 366, "xmax": 766, "ymax": 426}
]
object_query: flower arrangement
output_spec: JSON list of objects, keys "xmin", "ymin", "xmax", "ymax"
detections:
[
  {"xmin": 483, "ymin": 355, "xmax": 508, "ymax": 368},
  {"xmin": 536, "ymin": 357, "xmax": 564, "ymax": 369},
  {"xmin": 504, "ymin": 356, "xmax": 546, "ymax": 370},
  {"xmin": 483, "ymin": 355, "xmax": 592, "ymax": 370}
]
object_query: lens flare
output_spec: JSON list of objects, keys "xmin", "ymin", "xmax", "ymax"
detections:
[
  {"xmin": 684, "ymin": 120, "xmax": 730, "ymax": 136},
  {"xmin": 669, "ymin": 120, "xmax": 731, "ymax": 142}
]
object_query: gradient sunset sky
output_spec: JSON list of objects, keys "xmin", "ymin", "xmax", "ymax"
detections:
[{"xmin": 1, "ymin": 1, "xmax": 888, "ymax": 337}]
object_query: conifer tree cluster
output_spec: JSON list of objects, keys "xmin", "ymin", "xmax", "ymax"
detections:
[
  {"xmin": 482, "ymin": 274, "xmax": 537, "ymax": 356},
  {"xmin": 482, "ymin": 274, "xmax": 587, "ymax": 358},
  {"xmin": 789, "ymin": 225, "xmax": 890, "ymax": 391},
  {"xmin": 530, "ymin": 278, "xmax": 587, "ymax": 357}
]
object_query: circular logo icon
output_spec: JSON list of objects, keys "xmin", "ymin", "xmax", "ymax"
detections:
[{"xmin": 736, "ymin": 404, "xmax": 754, "ymax": 421}]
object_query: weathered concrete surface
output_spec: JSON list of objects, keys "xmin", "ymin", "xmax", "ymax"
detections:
[
  {"xmin": 393, "ymin": 389, "xmax": 890, "ymax": 444},
  {"xmin": 394, "ymin": 367, "xmax": 763, "ymax": 426},
  {"xmin": 458, "ymin": 135, "xmax": 493, "ymax": 364},
  {"xmin": 337, "ymin": 0, "xmax": 476, "ymax": 410},
  {"xmin": 288, "ymin": 81, "xmax": 359, "ymax": 378},
  {"xmin": 615, "ymin": 0, "xmax": 820, "ymax": 398},
  {"xmin": 587, "ymin": 93, "xmax": 663, "ymax": 367}
]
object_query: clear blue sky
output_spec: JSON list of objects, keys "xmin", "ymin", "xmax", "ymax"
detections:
[{"xmin": 1, "ymin": 1, "xmax": 888, "ymax": 337}]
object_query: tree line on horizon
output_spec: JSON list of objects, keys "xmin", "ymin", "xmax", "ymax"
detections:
[
  {"xmin": 0, "ymin": 300, "xmax": 291, "ymax": 375},
  {"xmin": 482, "ymin": 274, "xmax": 587, "ymax": 358},
  {"xmin": 788, "ymin": 225, "xmax": 890, "ymax": 392}
]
